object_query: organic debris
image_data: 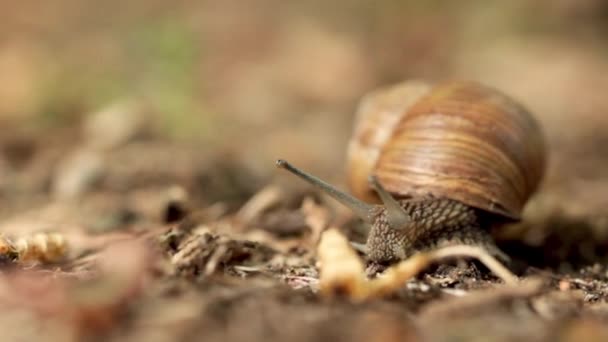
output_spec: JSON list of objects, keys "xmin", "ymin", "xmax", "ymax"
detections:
[{"xmin": 0, "ymin": 232, "xmax": 67, "ymax": 264}]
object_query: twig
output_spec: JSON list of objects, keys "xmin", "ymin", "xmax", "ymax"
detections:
[{"xmin": 236, "ymin": 185, "xmax": 282, "ymax": 223}]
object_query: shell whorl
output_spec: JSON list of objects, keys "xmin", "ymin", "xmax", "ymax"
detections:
[
  {"xmin": 346, "ymin": 80, "xmax": 432, "ymax": 203},
  {"xmin": 347, "ymin": 80, "xmax": 546, "ymax": 220}
]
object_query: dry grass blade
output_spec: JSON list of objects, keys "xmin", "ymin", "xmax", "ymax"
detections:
[
  {"xmin": 366, "ymin": 254, "xmax": 432, "ymax": 297},
  {"xmin": 317, "ymin": 229, "xmax": 518, "ymax": 301},
  {"xmin": 369, "ymin": 245, "xmax": 518, "ymax": 297},
  {"xmin": 236, "ymin": 185, "xmax": 283, "ymax": 223},
  {"xmin": 317, "ymin": 229, "xmax": 367, "ymax": 300},
  {"xmin": 427, "ymin": 245, "xmax": 519, "ymax": 285},
  {"xmin": 300, "ymin": 196, "xmax": 330, "ymax": 246}
]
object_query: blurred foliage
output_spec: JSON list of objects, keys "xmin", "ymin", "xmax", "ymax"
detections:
[
  {"xmin": 33, "ymin": 16, "xmax": 209, "ymax": 138},
  {"xmin": 128, "ymin": 18, "xmax": 209, "ymax": 138}
]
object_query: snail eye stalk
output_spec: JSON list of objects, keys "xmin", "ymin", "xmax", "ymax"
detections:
[
  {"xmin": 368, "ymin": 176, "xmax": 411, "ymax": 230},
  {"xmin": 276, "ymin": 159, "xmax": 374, "ymax": 223}
]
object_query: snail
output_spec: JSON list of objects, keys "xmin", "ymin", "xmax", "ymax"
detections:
[{"xmin": 277, "ymin": 80, "xmax": 545, "ymax": 265}]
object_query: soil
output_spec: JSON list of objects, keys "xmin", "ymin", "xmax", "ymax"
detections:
[{"xmin": 0, "ymin": 122, "xmax": 607, "ymax": 342}]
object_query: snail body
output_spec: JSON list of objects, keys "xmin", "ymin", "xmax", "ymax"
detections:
[{"xmin": 277, "ymin": 80, "xmax": 545, "ymax": 264}]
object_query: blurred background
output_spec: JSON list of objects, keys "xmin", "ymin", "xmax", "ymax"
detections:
[{"xmin": 0, "ymin": 0, "xmax": 607, "ymax": 241}]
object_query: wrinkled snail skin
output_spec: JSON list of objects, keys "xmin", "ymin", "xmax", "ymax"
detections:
[
  {"xmin": 278, "ymin": 80, "xmax": 546, "ymax": 265},
  {"xmin": 364, "ymin": 197, "xmax": 507, "ymax": 263}
]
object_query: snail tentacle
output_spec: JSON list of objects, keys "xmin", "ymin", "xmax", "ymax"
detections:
[
  {"xmin": 276, "ymin": 159, "xmax": 375, "ymax": 223},
  {"xmin": 368, "ymin": 175, "xmax": 410, "ymax": 230}
]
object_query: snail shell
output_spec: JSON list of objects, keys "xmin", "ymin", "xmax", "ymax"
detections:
[{"xmin": 346, "ymin": 80, "xmax": 545, "ymax": 220}]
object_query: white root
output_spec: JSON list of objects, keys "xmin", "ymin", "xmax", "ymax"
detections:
[{"xmin": 427, "ymin": 245, "xmax": 518, "ymax": 285}]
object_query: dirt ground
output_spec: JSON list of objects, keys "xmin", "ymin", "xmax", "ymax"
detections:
[{"xmin": 1, "ymin": 1, "xmax": 608, "ymax": 341}]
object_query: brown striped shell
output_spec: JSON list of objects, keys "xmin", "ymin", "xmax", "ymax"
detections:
[{"xmin": 346, "ymin": 80, "xmax": 546, "ymax": 220}]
